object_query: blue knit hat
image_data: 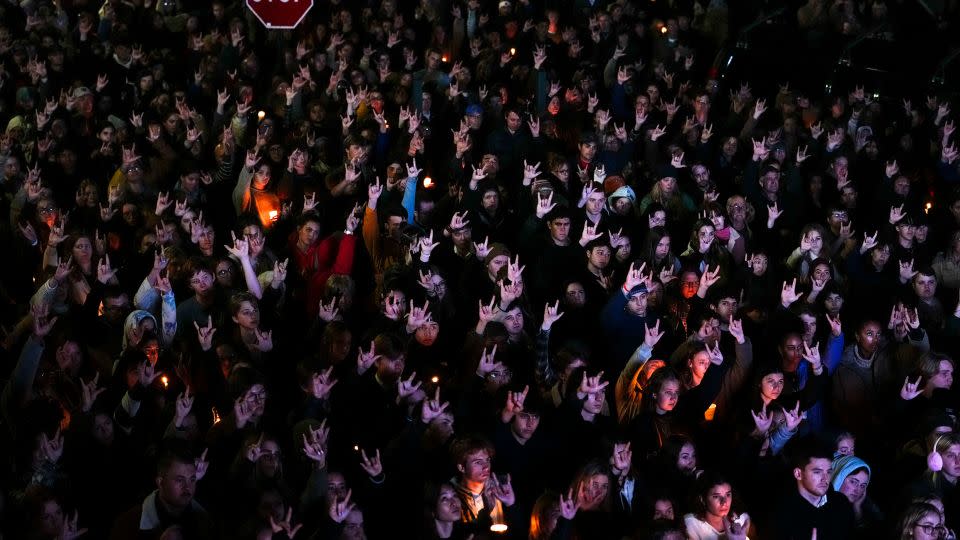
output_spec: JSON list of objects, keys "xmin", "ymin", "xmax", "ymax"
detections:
[{"xmin": 830, "ymin": 455, "xmax": 870, "ymax": 492}]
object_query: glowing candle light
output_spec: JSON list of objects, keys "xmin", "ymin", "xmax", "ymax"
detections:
[
  {"xmin": 257, "ymin": 110, "xmax": 266, "ymax": 121},
  {"xmin": 704, "ymin": 403, "xmax": 717, "ymax": 421},
  {"xmin": 423, "ymin": 176, "xmax": 434, "ymax": 189},
  {"xmin": 431, "ymin": 376, "xmax": 439, "ymax": 384}
]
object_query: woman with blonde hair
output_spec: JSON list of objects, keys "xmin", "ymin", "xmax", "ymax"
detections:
[{"xmin": 895, "ymin": 502, "xmax": 947, "ymax": 540}]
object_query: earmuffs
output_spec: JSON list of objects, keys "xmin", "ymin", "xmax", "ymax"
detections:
[{"xmin": 928, "ymin": 434, "xmax": 948, "ymax": 472}]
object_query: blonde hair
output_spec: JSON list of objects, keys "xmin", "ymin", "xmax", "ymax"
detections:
[{"xmin": 897, "ymin": 502, "xmax": 942, "ymax": 540}]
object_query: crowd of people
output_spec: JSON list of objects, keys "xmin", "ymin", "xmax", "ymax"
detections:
[{"xmin": 1, "ymin": 0, "xmax": 960, "ymax": 538}]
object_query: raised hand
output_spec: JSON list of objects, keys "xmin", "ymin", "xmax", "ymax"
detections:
[
  {"xmin": 476, "ymin": 344, "xmax": 501, "ymax": 378},
  {"xmin": 96, "ymin": 254, "xmax": 117, "ymax": 285},
  {"xmin": 901, "ymin": 376, "xmax": 923, "ymax": 400},
  {"xmin": 611, "ymin": 441, "xmax": 632, "ymax": 474},
  {"xmin": 193, "ymin": 315, "xmax": 217, "ymax": 351},
  {"xmin": 522, "ymin": 160, "xmax": 541, "ymax": 185},
  {"xmin": 784, "ymin": 401, "xmax": 804, "ymax": 431},
  {"xmin": 418, "ymin": 230, "xmax": 440, "ymax": 261},
  {"xmin": 579, "ymin": 223, "xmax": 603, "ymax": 247},
  {"xmin": 174, "ymin": 389, "xmax": 195, "ymax": 427},
  {"xmin": 80, "ymin": 372, "xmax": 106, "ymax": 413},
  {"xmin": 309, "ymin": 366, "xmax": 338, "ymax": 400},
  {"xmin": 624, "ymin": 261, "xmax": 647, "ymax": 291},
  {"xmin": 559, "ymin": 489, "xmax": 580, "ymax": 519},
  {"xmin": 802, "ymin": 341, "xmax": 822, "ymax": 372},
  {"xmin": 504, "ymin": 385, "xmax": 529, "ymax": 418},
  {"xmin": 729, "ymin": 316, "xmax": 746, "ymax": 345},
  {"xmin": 698, "ymin": 265, "xmax": 721, "ymax": 293},
  {"xmin": 751, "ymin": 405, "xmax": 772, "ymax": 433},
  {"xmin": 899, "ymin": 259, "xmax": 918, "ymax": 283},
  {"xmin": 781, "ymin": 278, "xmax": 801, "ymax": 307},
  {"xmin": 59, "ymin": 511, "xmax": 88, "ymax": 540},
  {"xmin": 636, "ymin": 320, "xmax": 662, "ymax": 350},
  {"xmin": 422, "ymin": 387, "xmax": 450, "ymax": 424},
  {"xmin": 826, "ymin": 314, "xmax": 842, "ymax": 337},
  {"xmin": 397, "ymin": 371, "xmax": 423, "ymax": 402},
  {"xmin": 535, "ymin": 191, "xmax": 557, "ymax": 219},
  {"xmin": 39, "ymin": 428, "xmax": 65, "ymax": 463},
  {"xmin": 706, "ymin": 341, "xmax": 724, "ymax": 365},
  {"xmin": 359, "ymin": 448, "xmax": 384, "ymax": 478},
  {"xmin": 252, "ymin": 329, "xmax": 273, "ymax": 352},
  {"xmin": 541, "ymin": 300, "xmax": 564, "ymax": 331},
  {"xmin": 245, "ymin": 433, "xmax": 266, "ymax": 462},
  {"xmin": 486, "ymin": 473, "xmax": 516, "ymax": 506},
  {"xmin": 406, "ymin": 300, "xmax": 431, "ymax": 333},
  {"xmin": 473, "ymin": 236, "xmax": 492, "ymax": 259},
  {"xmin": 302, "ymin": 419, "xmax": 329, "ymax": 465},
  {"xmin": 269, "ymin": 507, "xmax": 304, "ymax": 539},
  {"xmin": 318, "ymin": 296, "xmax": 341, "ymax": 322},
  {"xmin": 579, "ymin": 371, "xmax": 608, "ymax": 395},
  {"xmin": 889, "ymin": 204, "xmax": 906, "ymax": 224},
  {"xmin": 137, "ymin": 360, "xmax": 161, "ymax": 387}
]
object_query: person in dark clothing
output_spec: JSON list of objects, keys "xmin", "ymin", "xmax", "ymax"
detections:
[{"xmin": 772, "ymin": 440, "xmax": 856, "ymax": 540}]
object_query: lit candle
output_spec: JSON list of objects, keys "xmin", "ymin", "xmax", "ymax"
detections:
[
  {"xmin": 704, "ymin": 403, "xmax": 717, "ymax": 421},
  {"xmin": 268, "ymin": 210, "xmax": 278, "ymax": 221},
  {"xmin": 212, "ymin": 407, "xmax": 221, "ymax": 424},
  {"xmin": 431, "ymin": 376, "xmax": 439, "ymax": 384},
  {"xmin": 441, "ymin": 55, "xmax": 448, "ymax": 63},
  {"xmin": 509, "ymin": 47, "xmax": 516, "ymax": 56},
  {"xmin": 660, "ymin": 26, "xmax": 668, "ymax": 34},
  {"xmin": 423, "ymin": 176, "xmax": 434, "ymax": 189},
  {"xmin": 161, "ymin": 375, "xmax": 169, "ymax": 389},
  {"xmin": 925, "ymin": 202, "xmax": 933, "ymax": 214},
  {"xmin": 257, "ymin": 110, "xmax": 266, "ymax": 121}
]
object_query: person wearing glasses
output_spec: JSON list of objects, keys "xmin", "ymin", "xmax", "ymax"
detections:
[{"xmin": 897, "ymin": 502, "xmax": 949, "ymax": 540}]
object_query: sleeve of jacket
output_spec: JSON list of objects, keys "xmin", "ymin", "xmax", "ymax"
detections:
[
  {"xmin": 233, "ymin": 166, "xmax": 254, "ymax": 215},
  {"xmin": 714, "ymin": 337, "xmax": 754, "ymax": 414},
  {"xmin": 1, "ymin": 336, "xmax": 45, "ymax": 426}
]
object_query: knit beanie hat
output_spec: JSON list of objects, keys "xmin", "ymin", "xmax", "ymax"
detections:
[
  {"xmin": 484, "ymin": 243, "xmax": 511, "ymax": 266},
  {"xmin": 830, "ymin": 455, "xmax": 871, "ymax": 492}
]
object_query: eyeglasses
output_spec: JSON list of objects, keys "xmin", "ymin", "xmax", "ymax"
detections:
[
  {"xmin": 246, "ymin": 390, "xmax": 268, "ymax": 403},
  {"xmin": 914, "ymin": 522, "xmax": 946, "ymax": 537}
]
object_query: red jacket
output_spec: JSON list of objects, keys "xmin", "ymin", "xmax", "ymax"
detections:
[{"xmin": 289, "ymin": 231, "xmax": 357, "ymax": 318}]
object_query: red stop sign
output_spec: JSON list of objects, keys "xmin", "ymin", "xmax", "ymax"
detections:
[{"xmin": 247, "ymin": 0, "xmax": 313, "ymax": 30}]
